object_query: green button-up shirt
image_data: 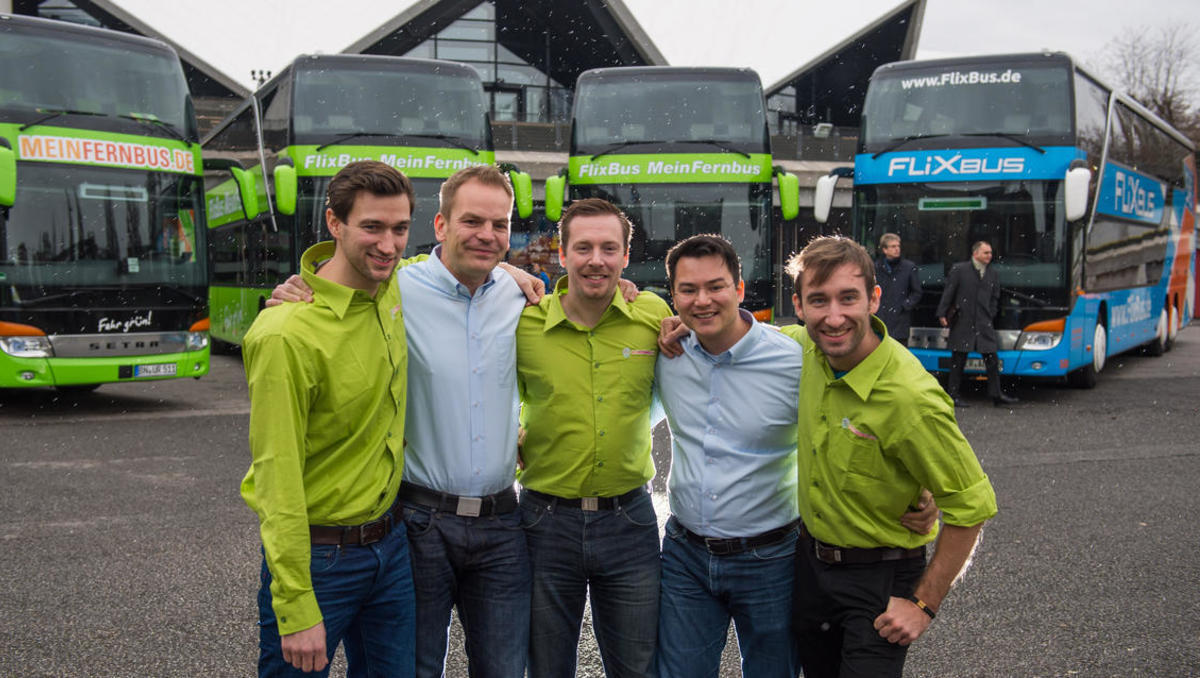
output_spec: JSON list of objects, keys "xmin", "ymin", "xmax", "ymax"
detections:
[
  {"xmin": 516, "ymin": 279, "xmax": 670, "ymax": 497},
  {"xmin": 240, "ymin": 243, "xmax": 407, "ymax": 635},
  {"xmin": 781, "ymin": 318, "xmax": 996, "ymax": 550}
]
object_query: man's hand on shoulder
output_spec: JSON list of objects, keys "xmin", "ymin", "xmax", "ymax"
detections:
[
  {"xmin": 281, "ymin": 622, "xmax": 328, "ymax": 672},
  {"xmin": 617, "ymin": 277, "xmax": 639, "ymax": 303},
  {"xmin": 498, "ymin": 262, "xmax": 545, "ymax": 306},
  {"xmin": 265, "ymin": 275, "xmax": 314, "ymax": 308},
  {"xmin": 658, "ymin": 316, "xmax": 688, "ymax": 358}
]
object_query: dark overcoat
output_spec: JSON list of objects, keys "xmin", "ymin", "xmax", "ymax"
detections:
[
  {"xmin": 936, "ymin": 261, "xmax": 1000, "ymax": 352},
  {"xmin": 874, "ymin": 257, "xmax": 922, "ymax": 340}
]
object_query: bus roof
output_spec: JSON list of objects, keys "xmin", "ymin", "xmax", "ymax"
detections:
[
  {"xmin": 578, "ymin": 66, "xmax": 763, "ymax": 85},
  {"xmin": 0, "ymin": 12, "xmax": 179, "ymax": 59}
]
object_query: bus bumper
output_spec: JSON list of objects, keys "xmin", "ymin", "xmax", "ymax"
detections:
[
  {"xmin": 910, "ymin": 345, "xmax": 1073, "ymax": 378},
  {"xmin": 0, "ymin": 349, "xmax": 210, "ymax": 388}
]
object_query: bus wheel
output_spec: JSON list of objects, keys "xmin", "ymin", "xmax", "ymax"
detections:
[
  {"xmin": 1069, "ymin": 323, "xmax": 1106, "ymax": 389},
  {"xmin": 1144, "ymin": 308, "xmax": 1168, "ymax": 357}
]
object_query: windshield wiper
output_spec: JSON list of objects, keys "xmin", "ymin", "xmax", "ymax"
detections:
[
  {"xmin": 590, "ymin": 139, "xmax": 673, "ymax": 160},
  {"xmin": 591, "ymin": 138, "xmax": 753, "ymax": 161},
  {"xmin": 1000, "ymin": 287, "xmax": 1051, "ymax": 307},
  {"xmin": 399, "ymin": 133, "xmax": 481, "ymax": 155},
  {"xmin": 316, "ymin": 132, "xmax": 402, "ymax": 152},
  {"xmin": 19, "ymin": 108, "xmax": 106, "ymax": 131},
  {"xmin": 959, "ymin": 132, "xmax": 1046, "ymax": 154},
  {"xmin": 118, "ymin": 114, "xmax": 189, "ymax": 142},
  {"xmin": 870, "ymin": 134, "xmax": 951, "ymax": 159},
  {"xmin": 689, "ymin": 139, "xmax": 752, "ymax": 159}
]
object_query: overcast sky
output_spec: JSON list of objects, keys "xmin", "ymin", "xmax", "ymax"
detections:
[{"xmin": 115, "ymin": 0, "xmax": 1200, "ymax": 91}]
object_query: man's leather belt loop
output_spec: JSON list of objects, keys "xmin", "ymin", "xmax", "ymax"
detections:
[
  {"xmin": 399, "ymin": 481, "xmax": 517, "ymax": 517},
  {"xmin": 799, "ymin": 522, "xmax": 926, "ymax": 565},
  {"xmin": 681, "ymin": 518, "xmax": 799, "ymax": 556},
  {"xmin": 309, "ymin": 500, "xmax": 403, "ymax": 546},
  {"xmin": 524, "ymin": 486, "xmax": 646, "ymax": 512}
]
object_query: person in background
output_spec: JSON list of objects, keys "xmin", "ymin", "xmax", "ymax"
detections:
[{"xmin": 873, "ymin": 233, "xmax": 922, "ymax": 346}]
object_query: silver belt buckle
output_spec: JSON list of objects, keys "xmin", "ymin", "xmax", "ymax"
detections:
[
  {"xmin": 456, "ymin": 496, "xmax": 482, "ymax": 517},
  {"xmin": 581, "ymin": 497, "xmax": 599, "ymax": 512}
]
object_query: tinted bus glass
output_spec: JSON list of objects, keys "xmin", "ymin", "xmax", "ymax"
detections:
[{"xmin": 862, "ymin": 63, "xmax": 1072, "ymax": 148}]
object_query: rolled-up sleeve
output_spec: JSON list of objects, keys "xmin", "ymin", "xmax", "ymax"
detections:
[{"xmin": 892, "ymin": 405, "xmax": 998, "ymax": 528}]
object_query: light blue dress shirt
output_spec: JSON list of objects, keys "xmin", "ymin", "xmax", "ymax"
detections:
[
  {"xmin": 655, "ymin": 310, "xmax": 803, "ymax": 538},
  {"xmin": 398, "ymin": 247, "xmax": 523, "ymax": 496}
]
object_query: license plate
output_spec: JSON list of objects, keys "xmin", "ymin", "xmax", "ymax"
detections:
[
  {"xmin": 134, "ymin": 362, "xmax": 176, "ymax": 377},
  {"xmin": 965, "ymin": 358, "xmax": 1003, "ymax": 372}
]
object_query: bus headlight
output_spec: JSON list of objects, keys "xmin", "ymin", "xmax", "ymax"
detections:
[
  {"xmin": 1015, "ymin": 331, "xmax": 1062, "ymax": 351},
  {"xmin": 186, "ymin": 331, "xmax": 209, "ymax": 351},
  {"xmin": 0, "ymin": 335, "xmax": 54, "ymax": 358}
]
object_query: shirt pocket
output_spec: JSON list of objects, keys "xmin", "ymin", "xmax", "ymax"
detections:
[
  {"xmin": 830, "ymin": 426, "xmax": 886, "ymax": 487},
  {"xmin": 618, "ymin": 350, "xmax": 657, "ymax": 397}
]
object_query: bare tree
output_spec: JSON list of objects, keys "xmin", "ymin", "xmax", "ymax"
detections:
[{"xmin": 1100, "ymin": 22, "xmax": 1200, "ymax": 141}]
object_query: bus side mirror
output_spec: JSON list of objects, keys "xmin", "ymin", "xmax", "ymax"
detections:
[
  {"xmin": 274, "ymin": 164, "xmax": 297, "ymax": 216},
  {"xmin": 230, "ymin": 167, "xmax": 261, "ymax": 220},
  {"xmin": 774, "ymin": 168, "xmax": 799, "ymax": 221},
  {"xmin": 544, "ymin": 173, "xmax": 567, "ymax": 222},
  {"xmin": 0, "ymin": 138, "xmax": 15, "ymax": 207},
  {"xmin": 509, "ymin": 169, "xmax": 533, "ymax": 219},
  {"xmin": 814, "ymin": 175, "xmax": 838, "ymax": 224},
  {"xmin": 1064, "ymin": 166, "xmax": 1091, "ymax": 221}
]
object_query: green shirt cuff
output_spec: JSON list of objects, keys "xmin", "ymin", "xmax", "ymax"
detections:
[
  {"xmin": 271, "ymin": 583, "xmax": 323, "ymax": 636},
  {"xmin": 935, "ymin": 473, "xmax": 998, "ymax": 527}
]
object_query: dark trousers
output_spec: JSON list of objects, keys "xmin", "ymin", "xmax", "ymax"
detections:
[
  {"xmin": 792, "ymin": 537, "xmax": 924, "ymax": 678},
  {"xmin": 947, "ymin": 351, "xmax": 1002, "ymax": 399}
]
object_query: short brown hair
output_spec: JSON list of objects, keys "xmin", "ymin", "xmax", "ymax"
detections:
[
  {"xmin": 438, "ymin": 165, "xmax": 513, "ymax": 221},
  {"xmin": 666, "ymin": 234, "xmax": 741, "ymax": 288},
  {"xmin": 879, "ymin": 232, "xmax": 900, "ymax": 248},
  {"xmin": 785, "ymin": 235, "xmax": 875, "ymax": 298},
  {"xmin": 326, "ymin": 160, "xmax": 415, "ymax": 222},
  {"xmin": 971, "ymin": 240, "xmax": 992, "ymax": 254},
  {"xmin": 558, "ymin": 198, "xmax": 633, "ymax": 252}
]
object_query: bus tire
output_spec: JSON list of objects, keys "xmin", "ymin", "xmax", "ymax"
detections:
[
  {"xmin": 1069, "ymin": 322, "xmax": 1106, "ymax": 389},
  {"xmin": 1144, "ymin": 308, "xmax": 1168, "ymax": 357}
]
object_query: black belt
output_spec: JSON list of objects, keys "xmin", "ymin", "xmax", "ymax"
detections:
[
  {"xmin": 800, "ymin": 523, "xmax": 925, "ymax": 565},
  {"xmin": 679, "ymin": 518, "xmax": 799, "ymax": 556},
  {"xmin": 399, "ymin": 481, "xmax": 517, "ymax": 517},
  {"xmin": 523, "ymin": 486, "xmax": 646, "ymax": 511},
  {"xmin": 309, "ymin": 500, "xmax": 402, "ymax": 546}
]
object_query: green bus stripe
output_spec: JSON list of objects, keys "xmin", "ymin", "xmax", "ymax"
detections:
[
  {"xmin": 0, "ymin": 122, "xmax": 201, "ymax": 176},
  {"xmin": 569, "ymin": 152, "xmax": 773, "ymax": 184},
  {"xmin": 287, "ymin": 145, "xmax": 496, "ymax": 178}
]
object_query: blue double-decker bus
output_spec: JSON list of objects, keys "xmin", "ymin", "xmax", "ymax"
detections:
[{"xmin": 815, "ymin": 52, "xmax": 1196, "ymax": 388}]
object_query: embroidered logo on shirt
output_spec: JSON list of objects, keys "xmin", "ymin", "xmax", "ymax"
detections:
[
  {"xmin": 842, "ymin": 417, "xmax": 878, "ymax": 441},
  {"xmin": 390, "ymin": 304, "xmax": 402, "ymax": 320},
  {"xmin": 623, "ymin": 347, "xmax": 657, "ymax": 358}
]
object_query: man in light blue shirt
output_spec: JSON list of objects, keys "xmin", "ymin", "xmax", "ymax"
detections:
[{"xmin": 654, "ymin": 234, "xmax": 803, "ymax": 678}]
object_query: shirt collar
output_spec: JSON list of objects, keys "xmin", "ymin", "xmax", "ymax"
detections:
[
  {"xmin": 299, "ymin": 241, "xmax": 392, "ymax": 320},
  {"xmin": 542, "ymin": 276, "xmax": 633, "ymax": 332},
  {"xmin": 683, "ymin": 309, "xmax": 759, "ymax": 364},
  {"xmin": 810, "ymin": 315, "xmax": 893, "ymax": 401},
  {"xmin": 428, "ymin": 244, "xmax": 498, "ymax": 298}
]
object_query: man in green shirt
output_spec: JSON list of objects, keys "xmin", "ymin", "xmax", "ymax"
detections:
[
  {"xmin": 516, "ymin": 198, "xmax": 670, "ymax": 678},
  {"xmin": 241, "ymin": 160, "xmax": 415, "ymax": 676},
  {"xmin": 780, "ymin": 235, "xmax": 998, "ymax": 678}
]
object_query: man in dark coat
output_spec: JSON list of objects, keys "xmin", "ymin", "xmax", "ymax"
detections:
[
  {"xmin": 874, "ymin": 233, "xmax": 923, "ymax": 345},
  {"xmin": 936, "ymin": 241, "xmax": 1018, "ymax": 407}
]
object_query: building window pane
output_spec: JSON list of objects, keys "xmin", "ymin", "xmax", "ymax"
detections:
[
  {"xmin": 467, "ymin": 62, "xmax": 494, "ymax": 82},
  {"xmin": 493, "ymin": 91, "xmax": 518, "ymax": 121},
  {"xmin": 440, "ymin": 19, "xmax": 493, "ymax": 41},
  {"xmin": 435, "ymin": 39, "xmax": 492, "ymax": 63},
  {"xmin": 525, "ymin": 86, "xmax": 546, "ymax": 122},
  {"xmin": 462, "ymin": 2, "xmax": 495, "ymax": 20},
  {"xmin": 497, "ymin": 64, "xmax": 543, "ymax": 86},
  {"xmin": 404, "ymin": 41, "xmax": 435, "ymax": 59}
]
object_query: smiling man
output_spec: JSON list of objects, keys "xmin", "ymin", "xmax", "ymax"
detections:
[
  {"xmin": 241, "ymin": 160, "xmax": 415, "ymax": 676},
  {"xmin": 782, "ymin": 235, "xmax": 997, "ymax": 678},
  {"xmin": 515, "ymin": 198, "xmax": 670, "ymax": 678}
]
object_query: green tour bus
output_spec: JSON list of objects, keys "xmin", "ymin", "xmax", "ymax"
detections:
[
  {"xmin": 203, "ymin": 54, "xmax": 532, "ymax": 346},
  {"xmin": 544, "ymin": 67, "xmax": 799, "ymax": 320},
  {"xmin": 0, "ymin": 14, "xmax": 209, "ymax": 391}
]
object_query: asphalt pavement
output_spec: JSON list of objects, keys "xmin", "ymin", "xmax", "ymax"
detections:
[{"xmin": 1, "ymin": 325, "xmax": 1198, "ymax": 677}]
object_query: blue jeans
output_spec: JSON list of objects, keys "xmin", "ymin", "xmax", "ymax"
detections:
[
  {"xmin": 402, "ymin": 501, "xmax": 530, "ymax": 678},
  {"xmin": 256, "ymin": 521, "xmax": 415, "ymax": 677},
  {"xmin": 656, "ymin": 516, "xmax": 798, "ymax": 678},
  {"xmin": 520, "ymin": 487, "xmax": 660, "ymax": 678}
]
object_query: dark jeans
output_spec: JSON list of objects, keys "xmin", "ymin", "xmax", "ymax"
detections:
[
  {"xmin": 947, "ymin": 351, "xmax": 1002, "ymax": 399},
  {"xmin": 256, "ymin": 521, "xmax": 415, "ymax": 678},
  {"xmin": 520, "ymin": 488, "xmax": 660, "ymax": 678},
  {"xmin": 402, "ymin": 500, "xmax": 530, "ymax": 678},
  {"xmin": 657, "ymin": 516, "xmax": 797, "ymax": 678},
  {"xmin": 792, "ymin": 536, "xmax": 924, "ymax": 678}
]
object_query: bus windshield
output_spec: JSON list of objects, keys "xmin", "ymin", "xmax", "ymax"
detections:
[
  {"xmin": 0, "ymin": 24, "xmax": 193, "ymax": 139},
  {"xmin": 1, "ymin": 164, "xmax": 205, "ymax": 298},
  {"xmin": 573, "ymin": 72, "xmax": 767, "ymax": 150},
  {"xmin": 854, "ymin": 180, "xmax": 1070, "ymax": 306},
  {"xmin": 862, "ymin": 62, "xmax": 1072, "ymax": 150},
  {"xmin": 573, "ymin": 182, "xmax": 772, "ymax": 292},
  {"xmin": 292, "ymin": 63, "xmax": 489, "ymax": 148}
]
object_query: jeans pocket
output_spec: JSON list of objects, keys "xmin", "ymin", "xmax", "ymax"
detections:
[
  {"xmin": 402, "ymin": 505, "xmax": 436, "ymax": 537},
  {"xmin": 751, "ymin": 531, "xmax": 799, "ymax": 561},
  {"xmin": 519, "ymin": 500, "xmax": 548, "ymax": 530},
  {"xmin": 617, "ymin": 494, "xmax": 658, "ymax": 528},
  {"xmin": 310, "ymin": 544, "xmax": 342, "ymax": 574}
]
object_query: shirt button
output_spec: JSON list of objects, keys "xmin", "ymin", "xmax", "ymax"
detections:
[
  {"xmin": 812, "ymin": 480, "xmax": 819, "ymax": 487},
  {"xmin": 599, "ymin": 431, "xmax": 606, "ymax": 437},
  {"xmin": 473, "ymin": 402, "xmax": 480, "ymax": 408},
  {"xmin": 710, "ymin": 494, "xmax": 717, "ymax": 500},
  {"xmin": 597, "ymin": 396, "xmax": 603, "ymax": 402},
  {"xmin": 811, "ymin": 448, "xmax": 817, "ymax": 455},
  {"xmin": 597, "ymin": 461, "xmax": 605, "ymax": 467},
  {"xmin": 593, "ymin": 361, "xmax": 600, "ymax": 368}
]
